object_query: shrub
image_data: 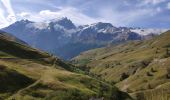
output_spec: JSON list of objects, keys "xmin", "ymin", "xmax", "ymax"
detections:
[
  {"xmin": 155, "ymin": 48, "xmax": 160, "ymax": 54},
  {"xmin": 136, "ymin": 92, "xmax": 145, "ymax": 100},
  {"xmin": 147, "ymin": 72, "xmax": 153, "ymax": 76},
  {"xmin": 164, "ymin": 44, "xmax": 170, "ymax": 48},
  {"xmin": 164, "ymin": 48, "xmax": 170, "ymax": 58},
  {"xmin": 166, "ymin": 68, "xmax": 170, "ymax": 79},
  {"xmin": 120, "ymin": 73, "xmax": 129, "ymax": 81},
  {"xmin": 110, "ymin": 81, "xmax": 117, "ymax": 86},
  {"xmin": 151, "ymin": 68, "xmax": 157, "ymax": 72},
  {"xmin": 142, "ymin": 59, "xmax": 152, "ymax": 67},
  {"xmin": 126, "ymin": 88, "xmax": 133, "ymax": 93},
  {"xmin": 143, "ymin": 79, "xmax": 148, "ymax": 83},
  {"xmin": 105, "ymin": 64, "xmax": 110, "ymax": 68},
  {"xmin": 45, "ymin": 89, "xmax": 90, "ymax": 100},
  {"xmin": 147, "ymin": 84, "xmax": 153, "ymax": 89}
]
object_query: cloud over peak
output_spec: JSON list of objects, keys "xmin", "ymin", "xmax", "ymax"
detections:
[
  {"xmin": 17, "ymin": 7, "xmax": 104, "ymax": 25},
  {"xmin": 0, "ymin": 0, "xmax": 170, "ymax": 28}
]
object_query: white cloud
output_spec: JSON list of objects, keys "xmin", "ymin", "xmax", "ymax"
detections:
[
  {"xmin": 19, "ymin": 12, "xmax": 30, "ymax": 17},
  {"xmin": 17, "ymin": 5, "xmax": 162, "ymax": 26},
  {"xmin": 97, "ymin": 6, "xmax": 156, "ymax": 26},
  {"xmin": 0, "ymin": 0, "xmax": 16, "ymax": 28},
  {"xmin": 17, "ymin": 12, "xmax": 31, "ymax": 19},
  {"xmin": 1, "ymin": 0, "xmax": 169, "ymax": 28},
  {"xmin": 143, "ymin": 0, "xmax": 166, "ymax": 5},
  {"xmin": 0, "ymin": 8, "xmax": 9, "ymax": 28},
  {"xmin": 1, "ymin": 0, "xmax": 16, "ymax": 22},
  {"xmin": 137, "ymin": 0, "xmax": 166, "ymax": 7},
  {"xmin": 156, "ymin": 7, "xmax": 162, "ymax": 12},
  {"xmin": 167, "ymin": 2, "xmax": 170, "ymax": 9},
  {"xmin": 17, "ymin": 7, "xmax": 104, "ymax": 25}
]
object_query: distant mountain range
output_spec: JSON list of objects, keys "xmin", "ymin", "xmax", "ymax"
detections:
[{"xmin": 2, "ymin": 17, "xmax": 168, "ymax": 60}]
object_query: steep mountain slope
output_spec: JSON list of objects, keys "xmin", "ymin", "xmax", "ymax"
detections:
[
  {"xmin": 0, "ymin": 30, "xmax": 27, "ymax": 45},
  {"xmin": 72, "ymin": 31, "xmax": 170, "ymax": 100},
  {"xmin": 0, "ymin": 31, "xmax": 132, "ymax": 100},
  {"xmin": 3, "ymin": 18, "xmax": 166, "ymax": 60}
]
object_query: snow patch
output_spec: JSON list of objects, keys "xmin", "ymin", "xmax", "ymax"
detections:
[
  {"xmin": 131, "ymin": 28, "xmax": 168, "ymax": 35},
  {"xmin": 26, "ymin": 22, "xmax": 49, "ymax": 30}
]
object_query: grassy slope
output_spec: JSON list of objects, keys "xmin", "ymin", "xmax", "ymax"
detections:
[
  {"xmin": 72, "ymin": 31, "xmax": 170, "ymax": 100},
  {"xmin": 0, "ymin": 32, "xmax": 131, "ymax": 100}
]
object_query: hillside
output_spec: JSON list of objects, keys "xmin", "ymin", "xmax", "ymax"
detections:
[
  {"xmin": 0, "ymin": 31, "xmax": 132, "ymax": 100},
  {"xmin": 72, "ymin": 31, "xmax": 170, "ymax": 100},
  {"xmin": 0, "ymin": 30, "xmax": 27, "ymax": 45}
]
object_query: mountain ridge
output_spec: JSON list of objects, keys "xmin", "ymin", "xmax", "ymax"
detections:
[{"xmin": 2, "ymin": 18, "xmax": 168, "ymax": 60}]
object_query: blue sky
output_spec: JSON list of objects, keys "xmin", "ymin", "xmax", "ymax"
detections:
[{"xmin": 0, "ymin": 0, "xmax": 170, "ymax": 28}]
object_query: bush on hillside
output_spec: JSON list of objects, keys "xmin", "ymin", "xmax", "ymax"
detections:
[
  {"xmin": 136, "ymin": 92, "xmax": 145, "ymax": 100},
  {"xmin": 151, "ymin": 67, "xmax": 157, "ymax": 72},
  {"xmin": 166, "ymin": 68, "xmax": 170, "ymax": 79},
  {"xmin": 120, "ymin": 73, "xmax": 129, "ymax": 81},
  {"xmin": 163, "ymin": 48, "xmax": 170, "ymax": 58},
  {"xmin": 45, "ymin": 89, "xmax": 90, "ymax": 100},
  {"xmin": 147, "ymin": 72, "xmax": 153, "ymax": 76}
]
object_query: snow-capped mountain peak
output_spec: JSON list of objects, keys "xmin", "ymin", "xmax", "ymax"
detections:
[
  {"xmin": 49, "ymin": 17, "xmax": 76, "ymax": 30},
  {"xmin": 26, "ymin": 22, "xmax": 49, "ymax": 30},
  {"xmin": 131, "ymin": 28, "xmax": 168, "ymax": 35}
]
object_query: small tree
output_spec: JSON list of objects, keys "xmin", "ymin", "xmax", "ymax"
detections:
[
  {"xmin": 136, "ymin": 92, "xmax": 145, "ymax": 100},
  {"xmin": 151, "ymin": 67, "xmax": 157, "ymax": 72},
  {"xmin": 120, "ymin": 73, "xmax": 129, "ymax": 81},
  {"xmin": 155, "ymin": 48, "xmax": 159, "ymax": 54},
  {"xmin": 147, "ymin": 72, "xmax": 153, "ymax": 76},
  {"xmin": 167, "ymin": 68, "xmax": 170, "ymax": 79},
  {"xmin": 166, "ymin": 48, "xmax": 170, "ymax": 56},
  {"xmin": 147, "ymin": 84, "xmax": 153, "ymax": 89},
  {"xmin": 110, "ymin": 81, "xmax": 117, "ymax": 86},
  {"xmin": 126, "ymin": 88, "xmax": 133, "ymax": 93},
  {"xmin": 164, "ymin": 48, "xmax": 170, "ymax": 58}
]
